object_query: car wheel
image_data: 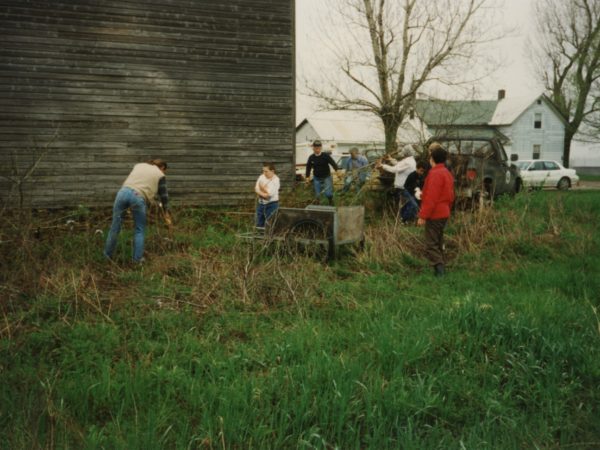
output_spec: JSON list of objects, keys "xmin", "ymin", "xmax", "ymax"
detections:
[{"xmin": 557, "ymin": 177, "xmax": 570, "ymax": 191}]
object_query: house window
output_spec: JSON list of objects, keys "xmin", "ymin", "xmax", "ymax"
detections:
[
  {"xmin": 533, "ymin": 144, "xmax": 541, "ymax": 159},
  {"xmin": 534, "ymin": 113, "xmax": 542, "ymax": 129}
]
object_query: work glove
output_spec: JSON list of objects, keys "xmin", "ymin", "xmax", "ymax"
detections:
[{"xmin": 163, "ymin": 211, "xmax": 173, "ymax": 230}]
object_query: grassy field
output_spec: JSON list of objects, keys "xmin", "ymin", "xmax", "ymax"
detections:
[
  {"xmin": 578, "ymin": 173, "xmax": 600, "ymax": 182},
  {"xmin": 1, "ymin": 189, "xmax": 599, "ymax": 449}
]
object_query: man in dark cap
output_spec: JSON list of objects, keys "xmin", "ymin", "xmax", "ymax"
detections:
[{"xmin": 305, "ymin": 140, "xmax": 339, "ymax": 205}]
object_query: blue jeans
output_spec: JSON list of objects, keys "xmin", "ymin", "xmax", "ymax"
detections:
[
  {"xmin": 400, "ymin": 190, "xmax": 420, "ymax": 222},
  {"xmin": 104, "ymin": 187, "xmax": 147, "ymax": 262},
  {"xmin": 256, "ymin": 201, "xmax": 279, "ymax": 228},
  {"xmin": 313, "ymin": 176, "xmax": 333, "ymax": 201}
]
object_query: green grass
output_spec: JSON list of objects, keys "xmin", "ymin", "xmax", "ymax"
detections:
[
  {"xmin": 578, "ymin": 173, "xmax": 600, "ymax": 182},
  {"xmin": 1, "ymin": 191, "xmax": 600, "ymax": 449}
]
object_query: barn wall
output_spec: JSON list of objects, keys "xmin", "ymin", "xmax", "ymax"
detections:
[{"xmin": 0, "ymin": 0, "xmax": 295, "ymax": 207}]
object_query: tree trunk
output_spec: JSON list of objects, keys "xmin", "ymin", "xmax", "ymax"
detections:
[
  {"xmin": 563, "ymin": 126, "xmax": 576, "ymax": 168},
  {"xmin": 383, "ymin": 120, "xmax": 400, "ymax": 154}
]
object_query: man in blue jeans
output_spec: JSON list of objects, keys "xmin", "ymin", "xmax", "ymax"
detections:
[
  {"xmin": 305, "ymin": 140, "xmax": 339, "ymax": 205},
  {"xmin": 104, "ymin": 159, "xmax": 171, "ymax": 263}
]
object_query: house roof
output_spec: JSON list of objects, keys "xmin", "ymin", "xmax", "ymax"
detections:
[
  {"xmin": 429, "ymin": 126, "xmax": 510, "ymax": 143},
  {"xmin": 488, "ymin": 94, "xmax": 537, "ymax": 125},
  {"xmin": 296, "ymin": 94, "xmax": 565, "ymax": 147},
  {"xmin": 415, "ymin": 99, "xmax": 498, "ymax": 126},
  {"xmin": 297, "ymin": 110, "xmax": 425, "ymax": 144},
  {"xmin": 490, "ymin": 93, "xmax": 568, "ymax": 126},
  {"xmin": 415, "ymin": 93, "xmax": 567, "ymax": 128},
  {"xmin": 297, "ymin": 111, "xmax": 384, "ymax": 143}
]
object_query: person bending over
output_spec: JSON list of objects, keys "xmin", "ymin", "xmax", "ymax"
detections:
[
  {"xmin": 104, "ymin": 159, "xmax": 171, "ymax": 263},
  {"xmin": 376, "ymin": 145, "xmax": 417, "ymax": 213}
]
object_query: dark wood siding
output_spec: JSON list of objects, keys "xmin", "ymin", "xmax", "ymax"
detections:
[{"xmin": 0, "ymin": 0, "xmax": 294, "ymax": 207}]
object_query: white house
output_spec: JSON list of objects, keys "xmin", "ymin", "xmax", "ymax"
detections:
[
  {"xmin": 297, "ymin": 92, "xmax": 569, "ymax": 167},
  {"xmin": 490, "ymin": 92, "xmax": 567, "ymax": 162},
  {"xmin": 415, "ymin": 91, "xmax": 568, "ymax": 163}
]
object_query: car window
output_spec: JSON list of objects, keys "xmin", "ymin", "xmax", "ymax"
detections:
[
  {"xmin": 531, "ymin": 161, "xmax": 546, "ymax": 171},
  {"xmin": 544, "ymin": 161, "xmax": 559, "ymax": 170},
  {"xmin": 497, "ymin": 144, "xmax": 508, "ymax": 161},
  {"xmin": 473, "ymin": 142, "xmax": 494, "ymax": 158}
]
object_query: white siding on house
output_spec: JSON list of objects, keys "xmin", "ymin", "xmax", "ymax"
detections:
[
  {"xmin": 502, "ymin": 100, "xmax": 565, "ymax": 163},
  {"xmin": 571, "ymin": 140, "xmax": 600, "ymax": 169},
  {"xmin": 296, "ymin": 120, "xmax": 382, "ymax": 155}
]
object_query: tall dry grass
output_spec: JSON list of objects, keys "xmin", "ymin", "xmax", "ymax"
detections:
[{"xmin": 0, "ymin": 191, "xmax": 584, "ymax": 338}]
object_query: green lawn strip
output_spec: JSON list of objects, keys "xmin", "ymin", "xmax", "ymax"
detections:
[
  {"xmin": 578, "ymin": 173, "xmax": 600, "ymax": 182},
  {"xmin": 3, "ymin": 255, "xmax": 599, "ymax": 449}
]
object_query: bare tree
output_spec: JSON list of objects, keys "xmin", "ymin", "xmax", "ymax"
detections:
[
  {"xmin": 0, "ymin": 128, "xmax": 59, "ymax": 211},
  {"xmin": 532, "ymin": 0, "xmax": 600, "ymax": 166},
  {"xmin": 307, "ymin": 0, "xmax": 504, "ymax": 152}
]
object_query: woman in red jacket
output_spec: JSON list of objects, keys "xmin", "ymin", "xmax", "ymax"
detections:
[{"xmin": 417, "ymin": 143, "xmax": 455, "ymax": 276}]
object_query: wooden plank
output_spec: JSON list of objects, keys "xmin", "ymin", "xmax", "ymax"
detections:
[{"xmin": 0, "ymin": 0, "xmax": 294, "ymax": 208}]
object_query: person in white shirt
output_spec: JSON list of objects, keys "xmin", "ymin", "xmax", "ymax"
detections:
[
  {"xmin": 376, "ymin": 145, "xmax": 417, "ymax": 211},
  {"xmin": 255, "ymin": 163, "xmax": 280, "ymax": 228}
]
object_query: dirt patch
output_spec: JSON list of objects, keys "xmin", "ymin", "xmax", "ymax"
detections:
[{"xmin": 574, "ymin": 180, "xmax": 600, "ymax": 190}]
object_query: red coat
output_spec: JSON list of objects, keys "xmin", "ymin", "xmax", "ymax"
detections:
[{"xmin": 419, "ymin": 164, "xmax": 455, "ymax": 220}]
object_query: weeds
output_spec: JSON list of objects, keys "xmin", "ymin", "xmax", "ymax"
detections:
[{"xmin": 1, "ymin": 191, "xmax": 600, "ymax": 448}]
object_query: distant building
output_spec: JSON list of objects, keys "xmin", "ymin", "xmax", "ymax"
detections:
[
  {"xmin": 295, "ymin": 110, "xmax": 427, "ymax": 166},
  {"xmin": 571, "ymin": 141, "xmax": 600, "ymax": 174},
  {"xmin": 415, "ymin": 91, "xmax": 568, "ymax": 163},
  {"xmin": 297, "ymin": 91, "xmax": 569, "ymax": 169}
]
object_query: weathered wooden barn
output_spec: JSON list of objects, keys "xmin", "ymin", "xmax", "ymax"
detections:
[{"xmin": 0, "ymin": 0, "xmax": 295, "ymax": 208}]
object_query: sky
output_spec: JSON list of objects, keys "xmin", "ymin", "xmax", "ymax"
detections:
[{"xmin": 295, "ymin": 0, "xmax": 541, "ymax": 123}]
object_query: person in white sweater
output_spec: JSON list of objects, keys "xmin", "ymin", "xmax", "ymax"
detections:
[
  {"xmin": 376, "ymin": 145, "xmax": 417, "ymax": 210},
  {"xmin": 255, "ymin": 163, "xmax": 280, "ymax": 229},
  {"xmin": 104, "ymin": 159, "xmax": 171, "ymax": 263}
]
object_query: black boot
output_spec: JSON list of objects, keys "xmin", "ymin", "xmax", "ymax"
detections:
[{"xmin": 434, "ymin": 264, "xmax": 445, "ymax": 277}]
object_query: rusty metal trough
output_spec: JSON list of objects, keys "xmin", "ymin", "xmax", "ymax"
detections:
[{"xmin": 239, "ymin": 205, "xmax": 365, "ymax": 260}]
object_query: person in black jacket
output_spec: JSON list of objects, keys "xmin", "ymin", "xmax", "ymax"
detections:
[
  {"xmin": 401, "ymin": 161, "xmax": 427, "ymax": 223},
  {"xmin": 305, "ymin": 140, "xmax": 339, "ymax": 205}
]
